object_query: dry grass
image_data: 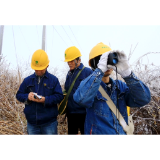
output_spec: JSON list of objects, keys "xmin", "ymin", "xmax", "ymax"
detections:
[
  {"xmin": 129, "ymin": 52, "xmax": 160, "ymax": 134},
  {"xmin": 0, "ymin": 58, "xmax": 68, "ymax": 135},
  {"xmin": 109, "ymin": 51, "xmax": 160, "ymax": 134},
  {"xmin": 0, "ymin": 60, "xmax": 27, "ymax": 135},
  {"xmin": 57, "ymin": 115, "xmax": 68, "ymax": 134},
  {"xmin": 0, "ymin": 51, "xmax": 159, "ymax": 135}
]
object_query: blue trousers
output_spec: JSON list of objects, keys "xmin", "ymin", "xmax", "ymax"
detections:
[{"xmin": 27, "ymin": 120, "xmax": 58, "ymax": 135}]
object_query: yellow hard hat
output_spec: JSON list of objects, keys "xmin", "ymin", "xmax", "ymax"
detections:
[
  {"xmin": 89, "ymin": 42, "xmax": 112, "ymax": 66},
  {"xmin": 31, "ymin": 49, "xmax": 50, "ymax": 70},
  {"xmin": 64, "ymin": 46, "xmax": 82, "ymax": 62}
]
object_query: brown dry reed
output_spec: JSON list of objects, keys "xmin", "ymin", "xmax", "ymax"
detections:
[{"xmin": 0, "ymin": 50, "xmax": 160, "ymax": 135}]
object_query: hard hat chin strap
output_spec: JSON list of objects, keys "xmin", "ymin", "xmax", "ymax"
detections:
[
  {"xmin": 93, "ymin": 59, "xmax": 96, "ymax": 69},
  {"xmin": 74, "ymin": 59, "xmax": 78, "ymax": 68}
]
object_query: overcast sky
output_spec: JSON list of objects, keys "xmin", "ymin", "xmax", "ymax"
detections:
[{"xmin": 1, "ymin": 25, "xmax": 160, "ymax": 71}]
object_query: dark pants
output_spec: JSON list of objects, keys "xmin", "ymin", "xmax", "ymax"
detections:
[{"xmin": 67, "ymin": 113, "xmax": 86, "ymax": 135}]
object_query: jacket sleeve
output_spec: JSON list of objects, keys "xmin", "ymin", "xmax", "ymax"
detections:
[
  {"xmin": 73, "ymin": 68, "xmax": 104, "ymax": 108},
  {"xmin": 73, "ymin": 68, "xmax": 151, "ymax": 108},
  {"xmin": 44, "ymin": 78, "xmax": 64, "ymax": 107},
  {"xmin": 16, "ymin": 79, "xmax": 29, "ymax": 103},
  {"xmin": 123, "ymin": 72, "xmax": 151, "ymax": 107}
]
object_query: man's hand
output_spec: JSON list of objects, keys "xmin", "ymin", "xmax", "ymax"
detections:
[
  {"xmin": 28, "ymin": 92, "xmax": 35, "ymax": 101},
  {"xmin": 28, "ymin": 92, "xmax": 45, "ymax": 103},
  {"xmin": 97, "ymin": 51, "xmax": 111, "ymax": 73},
  {"xmin": 32, "ymin": 96, "xmax": 45, "ymax": 103},
  {"xmin": 108, "ymin": 50, "xmax": 131, "ymax": 78}
]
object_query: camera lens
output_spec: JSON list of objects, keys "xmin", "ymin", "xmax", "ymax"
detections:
[
  {"xmin": 108, "ymin": 52, "xmax": 118, "ymax": 65},
  {"xmin": 113, "ymin": 59, "xmax": 118, "ymax": 64}
]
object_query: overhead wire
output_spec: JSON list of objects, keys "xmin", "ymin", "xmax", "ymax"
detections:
[
  {"xmin": 19, "ymin": 25, "xmax": 33, "ymax": 63},
  {"xmin": 52, "ymin": 25, "xmax": 68, "ymax": 47},
  {"xmin": 68, "ymin": 25, "xmax": 84, "ymax": 53},
  {"xmin": 36, "ymin": 25, "xmax": 41, "ymax": 48},
  {"xmin": 18, "ymin": 25, "xmax": 32, "ymax": 53},
  {"xmin": 12, "ymin": 26, "xmax": 18, "ymax": 65},
  {"xmin": 12, "ymin": 25, "xmax": 21, "ymax": 85},
  {"xmin": 61, "ymin": 25, "xmax": 74, "ymax": 45}
]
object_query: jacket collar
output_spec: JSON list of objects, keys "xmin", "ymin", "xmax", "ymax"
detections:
[
  {"xmin": 77, "ymin": 63, "xmax": 84, "ymax": 70},
  {"xmin": 30, "ymin": 70, "xmax": 49, "ymax": 79},
  {"xmin": 68, "ymin": 63, "xmax": 84, "ymax": 74}
]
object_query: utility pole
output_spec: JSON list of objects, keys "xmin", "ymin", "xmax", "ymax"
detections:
[
  {"xmin": 42, "ymin": 25, "xmax": 46, "ymax": 51},
  {"xmin": 0, "ymin": 25, "xmax": 4, "ymax": 62}
]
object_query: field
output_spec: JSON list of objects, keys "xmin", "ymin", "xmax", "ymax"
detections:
[{"xmin": 0, "ymin": 52, "xmax": 160, "ymax": 135}]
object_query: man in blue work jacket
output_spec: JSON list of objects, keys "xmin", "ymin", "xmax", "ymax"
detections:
[
  {"xmin": 16, "ymin": 49, "xmax": 64, "ymax": 135},
  {"xmin": 64, "ymin": 46, "xmax": 93, "ymax": 134},
  {"xmin": 73, "ymin": 42, "xmax": 151, "ymax": 134}
]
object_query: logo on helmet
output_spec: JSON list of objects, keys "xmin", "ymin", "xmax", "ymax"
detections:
[
  {"xmin": 35, "ymin": 61, "xmax": 38, "ymax": 65},
  {"xmin": 102, "ymin": 47, "xmax": 109, "ymax": 48},
  {"xmin": 65, "ymin": 53, "xmax": 66, "ymax": 57}
]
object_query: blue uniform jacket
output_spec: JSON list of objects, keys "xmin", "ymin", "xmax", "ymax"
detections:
[
  {"xmin": 65, "ymin": 63, "xmax": 93, "ymax": 114},
  {"xmin": 16, "ymin": 70, "xmax": 64, "ymax": 125},
  {"xmin": 73, "ymin": 68, "xmax": 151, "ymax": 134}
]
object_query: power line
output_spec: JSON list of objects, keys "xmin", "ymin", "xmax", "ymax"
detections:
[
  {"xmin": 132, "ymin": 43, "xmax": 139, "ymax": 55},
  {"xmin": 52, "ymin": 25, "xmax": 68, "ymax": 47},
  {"xmin": 36, "ymin": 25, "xmax": 41, "ymax": 48},
  {"xmin": 68, "ymin": 25, "xmax": 84, "ymax": 53},
  {"xmin": 18, "ymin": 25, "xmax": 32, "ymax": 53},
  {"xmin": 61, "ymin": 25, "xmax": 74, "ymax": 45},
  {"xmin": 12, "ymin": 26, "xmax": 21, "ymax": 84},
  {"xmin": 12, "ymin": 26, "xmax": 18, "ymax": 64}
]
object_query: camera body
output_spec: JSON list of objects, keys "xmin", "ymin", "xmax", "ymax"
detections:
[
  {"xmin": 90, "ymin": 52, "xmax": 118, "ymax": 70},
  {"xmin": 107, "ymin": 52, "xmax": 118, "ymax": 66}
]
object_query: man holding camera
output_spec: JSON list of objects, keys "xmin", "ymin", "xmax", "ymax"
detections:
[{"xmin": 73, "ymin": 42, "xmax": 151, "ymax": 134}]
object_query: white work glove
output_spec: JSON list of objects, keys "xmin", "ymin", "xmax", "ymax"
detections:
[
  {"xmin": 97, "ymin": 51, "xmax": 111, "ymax": 73},
  {"xmin": 108, "ymin": 50, "xmax": 131, "ymax": 78}
]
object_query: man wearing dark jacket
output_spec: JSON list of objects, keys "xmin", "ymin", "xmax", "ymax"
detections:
[
  {"xmin": 16, "ymin": 49, "xmax": 64, "ymax": 135},
  {"xmin": 64, "ymin": 46, "xmax": 93, "ymax": 134}
]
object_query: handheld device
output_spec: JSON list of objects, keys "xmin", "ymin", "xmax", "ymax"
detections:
[
  {"xmin": 107, "ymin": 52, "xmax": 118, "ymax": 66},
  {"xmin": 33, "ymin": 93, "xmax": 42, "ymax": 99}
]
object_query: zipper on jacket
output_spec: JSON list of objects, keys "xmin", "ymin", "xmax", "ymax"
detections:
[{"xmin": 35, "ymin": 76, "xmax": 43, "ymax": 125}]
